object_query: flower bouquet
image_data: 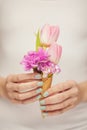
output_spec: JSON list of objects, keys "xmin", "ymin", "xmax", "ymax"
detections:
[{"xmin": 21, "ymin": 24, "xmax": 62, "ymax": 98}]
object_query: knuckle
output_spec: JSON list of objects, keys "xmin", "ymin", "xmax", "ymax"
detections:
[
  {"xmin": 6, "ymin": 82, "xmax": 12, "ymax": 91},
  {"xmin": 7, "ymin": 74, "xmax": 14, "ymax": 82},
  {"xmin": 6, "ymin": 83, "xmax": 10, "ymax": 90},
  {"xmin": 74, "ymin": 87, "xmax": 78, "ymax": 93},
  {"xmin": 66, "ymin": 80, "xmax": 75, "ymax": 87},
  {"xmin": 17, "ymin": 86, "xmax": 21, "ymax": 91},
  {"xmin": 70, "ymin": 80, "xmax": 77, "ymax": 86},
  {"xmin": 72, "ymin": 87, "xmax": 79, "ymax": 95},
  {"xmin": 60, "ymin": 83, "xmax": 65, "ymax": 90},
  {"xmin": 15, "ymin": 75, "xmax": 20, "ymax": 82},
  {"xmin": 63, "ymin": 83, "xmax": 68, "ymax": 88},
  {"xmin": 56, "ymin": 83, "xmax": 63, "ymax": 91}
]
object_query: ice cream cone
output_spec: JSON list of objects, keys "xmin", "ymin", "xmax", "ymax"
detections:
[
  {"xmin": 41, "ymin": 73, "xmax": 53, "ymax": 96},
  {"xmin": 33, "ymin": 68, "xmax": 53, "ymax": 117},
  {"xmin": 33, "ymin": 68, "xmax": 52, "ymax": 97},
  {"xmin": 40, "ymin": 73, "xmax": 53, "ymax": 118}
]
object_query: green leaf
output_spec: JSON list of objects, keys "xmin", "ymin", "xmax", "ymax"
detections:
[{"xmin": 36, "ymin": 30, "xmax": 41, "ymax": 51}]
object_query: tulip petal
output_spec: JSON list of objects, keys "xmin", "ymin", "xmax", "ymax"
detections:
[
  {"xmin": 40, "ymin": 24, "xmax": 60, "ymax": 46},
  {"xmin": 47, "ymin": 43, "xmax": 62, "ymax": 64},
  {"xmin": 51, "ymin": 26, "xmax": 60, "ymax": 41},
  {"xmin": 48, "ymin": 26, "xmax": 59, "ymax": 43},
  {"xmin": 57, "ymin": 45, "xmax": 62, "ymax": 63},
  {"xmin": 40, "ymin": 24, "xmax": 50, "ymax": 44}
]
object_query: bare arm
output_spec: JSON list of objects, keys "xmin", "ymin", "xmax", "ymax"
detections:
[
  {"xmin": 79, "ymin": 81, "xmax": 87, "ymax": 102},
  {"xmin": 0, "ymin": 77, "xmax": 6, "ymax": 97}
]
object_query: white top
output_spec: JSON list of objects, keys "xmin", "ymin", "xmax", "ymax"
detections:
[{"xmin": 0, "ymin": 0, "xmax": 87, "ymax": 130}]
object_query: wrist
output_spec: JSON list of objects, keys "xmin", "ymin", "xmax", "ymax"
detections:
[
  {"xmin": 0, "ymin": 77, "xmax": 7, "ymax": 97},
  {"xmin": 78, "ymin": 81, "xmax": 87, "ymax": 102}
]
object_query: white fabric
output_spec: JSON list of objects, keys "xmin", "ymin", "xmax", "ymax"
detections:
[{"xmin": 0, "ymin": 0, "xmax": 87, "ymax": 130}]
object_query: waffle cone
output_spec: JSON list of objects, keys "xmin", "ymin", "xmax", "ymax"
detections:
[
  {"xmin": 41, "ymin": 74, "xmax": 53, "ymax": 118},
  {"xmin": 34, "ymin": 69, "xmax": 53, "ymax": 117},
  {"xmin": 33, "ymin": 68, "xmax": 52, "ymax": 97},
  {"xmin": 41, "ymin": 74, "xmax": 53, "ymax": 97}
]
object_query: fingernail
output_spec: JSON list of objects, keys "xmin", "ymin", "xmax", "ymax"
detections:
[
  {"xmin": 35, "ymin": 74, "xmax": 42, "ymax": 79},
  {"xmin": 37, "ymin": 81, "xmax": 43, "ymax": 86},
  {"xmin": 36, "ymin": 95, "xmax": 41, "ymax": 100},
  {"xmin": 40, "ymin": 106, "xmax": 46, "ymax": 110},
  {"xmin": 40, "ymin": 100, "xmax": 45, "ymax": 105},
  {"xmin": 43, "ymin": 91, "xmax": 49, "ymax": 97},
  {"xmin": 36, "ymin": 88, "xmax": 42, "ymax": 93},
  {"xmin": 42, "ymin": 112, "xmax": 48, "ymax": 117}
]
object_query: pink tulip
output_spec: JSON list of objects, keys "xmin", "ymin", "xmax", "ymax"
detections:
[
  {"xmin": 40, "ymin": 24, "xmax": 60, "ymax": 46},
  {"xmin": 47, "ymin": 43, "xmax": 62, "ymax": 64}
]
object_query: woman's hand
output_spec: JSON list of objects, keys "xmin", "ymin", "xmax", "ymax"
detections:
[
  {"xmin": 40, "ymin": 80, "xmax": 83, "ymax": 117},
  {"xmin": 0, "ymin": 73, "xmax": 43, "ymax": 104}
]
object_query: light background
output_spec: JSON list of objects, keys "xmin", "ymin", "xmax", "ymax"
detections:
[{"xmin": 0, "ymin": 0, "xmax": 87, "ymax": 130}]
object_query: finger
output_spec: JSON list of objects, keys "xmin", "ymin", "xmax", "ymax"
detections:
[
  {"xmin": 10, "ymin": 94, "xmax": 41, "ymax": 104},
  {"xmin": 22, "ymin": 94, "xmax": 42, "ymax": 104},
  {"xmin": 7, "ymin": 73, "xmax": 42, "ymax": 83},
  {"xmin": 43, "ymin": 82, "xmax": 73, "ymax": 98},
  {"xmin": 42, "ymin": 105, "xmax": 74, "ymax": 117},
  {"xmin": 19, "ymin": 81, "xmax": 43, "ymax": 92},
  {"xmin": 40, "ymin": 97, "xmax": 77, "ymax": 111},
  {"xmin": 40, "ymin": 87, "xmax": 78, "ymax": 105},
  {"xmin": 8, "ymin": 88, "xmax": 42, "ymax": 100},
  {"xmin": 10, "ymin": 99, "xmax": 23, "ymax": 104},
  {"xmin": 6, "ymin": 81, "xmax": 43, "ymax": 92}
]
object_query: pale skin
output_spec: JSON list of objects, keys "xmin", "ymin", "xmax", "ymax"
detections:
[
  {"xmin": 0, "ymin": 73, "xmax": 43, "ymax": 104},
  {"xmin": 0, "ymin": 74, "xmax": 87, "ymax": 117},
  {"xmin": 40, "ymin": 80, "xmax": 87, "ymax": 117}
]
